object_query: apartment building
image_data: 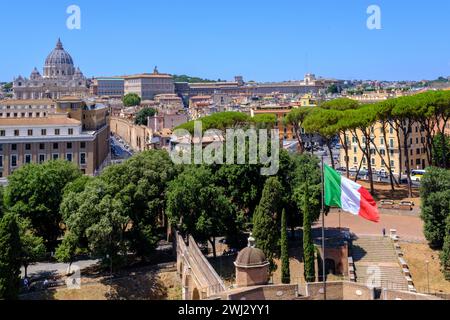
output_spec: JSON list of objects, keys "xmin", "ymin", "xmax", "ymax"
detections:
[
  {"xmin": 0, "ymin": 98, "xmax": 110, "ymax": 177},
  {"xmin": 339, "ymin": 121, "xmax": 429, "ymax": 175}
]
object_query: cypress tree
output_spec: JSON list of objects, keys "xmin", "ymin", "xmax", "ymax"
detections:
[
  {"xmin": 440, "ymin": 214, "xmax": 450, "ymax": 280},
  {"xmin": 303, "ymin": 181, "xmax": 316, "ymax": 283},
  {"xmin": 0, "ymin": 213, "xmax": 22, "ymax": 300},
  {"xmin": 281, "ymin": 209, "xmax": 290, "ymax": 284},
  {"xmin": 252, "ymin": 177, "xmax": 283, "ymax": 273}
]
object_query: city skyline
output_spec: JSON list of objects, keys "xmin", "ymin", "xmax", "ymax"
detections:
[{"xmin": 1, "ymin": 0, "xmax": 450, "ymax": 82}]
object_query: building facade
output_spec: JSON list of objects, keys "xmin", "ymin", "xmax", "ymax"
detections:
[
  {"xmin": 13, "ymin": 39, "xmax": 89, "ymax": 100},
  {"xmin": 124, "ymin": 67, "xmax": 175, "ymax": 100},
  {"xmin": 0, "ymin": 98, "xmax": 110, "ymax": 177},
  {"xmin": 340, "ymin": 121, "xmax": 430, "ymax": 175},
  {"xmin": 91, "ymin": 77, "xmax": 124, "ymax": 98}
]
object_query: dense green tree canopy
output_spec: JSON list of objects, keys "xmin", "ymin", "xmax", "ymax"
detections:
[
  {"xmin": 123, "ymin": 93, "xmax": 141, "ymax": 107},
  {"xmin": 0, "ymin": 213, "xmax": 21, "ymax": 300},
  {"xmin": 135, "ymin": 107, "xmax": 157, "ymax": 126},
  {"xmin": 420, "ymin": 167, "xmax": 450, "ymax": 248},
  {"xmin": 5, "ymin": 161, "xmax": 81, "ymax": 249}
]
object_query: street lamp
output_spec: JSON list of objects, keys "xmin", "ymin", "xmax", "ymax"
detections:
[{"xmin": 425, "ymin": 260, "xmax": 430, "ymax": 294}]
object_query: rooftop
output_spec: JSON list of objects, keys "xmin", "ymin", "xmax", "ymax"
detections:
[{"xmin": 0, "ymin": 116, "xmax": 81, "ymax": 126}]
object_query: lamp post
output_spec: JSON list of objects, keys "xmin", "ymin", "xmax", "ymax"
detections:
[{"xmin": 425, "ymin": 260, "xmax": 430, "ymax": 294}]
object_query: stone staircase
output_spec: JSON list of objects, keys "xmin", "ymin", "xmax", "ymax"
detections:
[{"xmin": 352, "ymin": 236, "xmax": 409, "ymax": 291}]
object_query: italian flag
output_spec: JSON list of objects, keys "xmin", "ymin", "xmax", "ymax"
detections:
[{"xmin": 324, "ymin": 164, "xmax": 380, "ymax": 223}]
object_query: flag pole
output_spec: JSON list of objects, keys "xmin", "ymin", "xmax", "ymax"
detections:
[{"xmin": 321, "ymin": 155, "xmax": 326, "ymax": 300}]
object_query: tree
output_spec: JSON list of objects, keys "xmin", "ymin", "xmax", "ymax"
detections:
[
  {"xmin": 433, "ymin": 133, "xmax": 450, "ymax": 169},
  {"xmin": 166, "ymin": 166, "xmax": 234, "ymax": 258},
  {"xmin": 17, "ymin": 217, "xmax": 45, "ymax": 279},
  {"xmin": 303, "ymin": 108, "xmax": 341, "ymax": 169},
  {"xmin": 291, "ymin": 155, "xmax": 321, "ymax": 283},
  {"xmin": 280, "ymin": 209, "xmax": 290, "ymax": 284},
  {"xmin": 252, "ymin": 177, "xmax": 283, "ymax": 272},
  {"xmin": 420, "ymin": 167, "xmax": 450, "ymax": 248},
  {"xmin": 55, "ymin": 232, "xmax": 78, "ymax": 274},
  {"xmin": 62, "ymin": 179, "xmax": 130, "ymax": 270},
  {"xmin": 122, "ymin": 93, "xmax": 141, "ymax": 107},
  {"xmin": 135, "ymin": 107, "xmax": 157, "ymax": 126},
  {"xmin": 5, "ymin": 161, "xmax": 81, "ymax": 249},
  {"xmin": 0, "ymin": 213, "xmax": 21, "ymax": 300},
  {"xmin": 62, "ymin": 151, "xmax": 178, "ymax": 266},
  {"xmin": 286, "ymin": 107, "xmax": 314, "ymax": 154},
  {"xmin": 342, "ymin": 105, "xmax": 378, "ymax": 194},
  {"xmin": 321, "ymin": 98, "xmax": 359, "ymax": 178},
  {"xmin": 440, "ymin": 214, "xmax": 450, "ymax": 280}
]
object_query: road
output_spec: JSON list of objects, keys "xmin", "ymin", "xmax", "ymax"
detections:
[
  {"xmin": 111, "ymin": 135, "xmax": 133, "ymax": 161},
  {"xmin": 22, "ymin": 259, "xmax": 100, "ymax": 279}
]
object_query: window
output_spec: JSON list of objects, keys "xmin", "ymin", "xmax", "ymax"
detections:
[
  {"xmin": 25, "ymin": 144, "xmax": 31, "ymax": 151},
  {"xmin": 68, "ymin": 128, "xmax": 74, "ymax": 135},
  {"xmin": 55, "ymin": 129, "xmax": 60, "ymax": 136},
  {"xmin": 39, "ymin": 154, "xmax": 45, "ymax": 164},
  {"xmin": 14, "ymin": 130, "xmax": 19, "ymax": 136},
  {"xmin": 390, "ymin": 139, "xmax": 394, "ymax": 148},
  {"xmin": 0, "ymin": 130, "xmax": 5, "ymax": 136},
  {"xmin": 353, "ymin": 157, "xmax": 357, "ymax": 163},
  {"xmin": 67, "ymin": 142, "xmax": 72, "ymax": 149},
  {"xmin": 53, "ymin": 143, "xmax": 58, "ymax": 150},
  {"xmin": 371, "ymin": 158, "xmax": 375, "ymax": 165},
  {"xmin": 11, "ymin": 155, "xmax": 18, "ymax": 167},
  {"xmin": 0, "ymin": 144, "xmax": 2, "ymax": 152},
  {"xmin": 39, "ymin": 143, "xmax": 45, "ymax": 150},
  {"xmin": 80, "ymin": 152, "xmax": 86, "ymax": 165},
  {"xmin": 380, "ymin": 138, "xmax": 384, "ymax": 145},
  {"xmin": 416, "ymin": 148, "xmax": 420, "ymax": 155},
  {"xmin": 80, "ymin": 142, "xmax": 86, "ymax": 149},
  {"xmin": 66, "ymin": 153, "xmax": 73, "ymax": 162},
  {"xmin": 25, "ymin": 154, "xmax": 32, "ymax": 164},
  {"xmin": 11, "ymin": 144, "xmax": 17, "ymax": 151},
  {"xmin": 27, "ymin": 129, "xmax": 33, "ymax": 136},
  {"xmin": 52, "ymin": 154, "xmax": 59, "ymax": 161},
  {"xmin": 390, "ymin": 160, "xmax": 395, "ymax": 167},
  {"xmin": 0, "ymin": 155, "xmax": 3, "ymax": 167},
  {"xmin": 41, "ymin": 129, "xmax": 47, "ymax": 136}
]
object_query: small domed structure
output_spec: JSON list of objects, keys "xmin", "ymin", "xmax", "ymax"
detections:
[
  {"xmin": 234, "ymin": 234, "xmax": 269, "ymax": 287},
  {"xmin": 235, "ymin": 247, "xmax": 267, "ymax": 268}
]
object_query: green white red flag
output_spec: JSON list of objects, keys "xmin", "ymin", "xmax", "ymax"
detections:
[{"xmin": 324, "ymin": 164, "xmax": 380, "ymax": 223}]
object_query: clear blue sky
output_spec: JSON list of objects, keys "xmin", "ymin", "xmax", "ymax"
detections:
[{"xmin": 1, "ymin": 0, "xmax": 449, "ymax": 82}]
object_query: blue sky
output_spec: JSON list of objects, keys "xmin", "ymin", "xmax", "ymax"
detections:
[{"xmin": 1, "ymin": 0, "xmax": 449, "ymax": 82}]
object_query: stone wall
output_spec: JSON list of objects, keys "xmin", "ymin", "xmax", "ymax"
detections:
[
  {"xmin": 382, "ymin": 289, "xmax": 442, "ymax": 300},
  {"xmin": 110, "ymin": 117, "xmax": 152, "ymax": 152},
  {"xmin": 226, "ymin": 285, "xmax": 299, "ymax": 300}
]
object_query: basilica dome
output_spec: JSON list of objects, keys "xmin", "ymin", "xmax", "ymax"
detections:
[{"xmin": 43, "ymin": 38, "xmax": 76, "ymax": 78}]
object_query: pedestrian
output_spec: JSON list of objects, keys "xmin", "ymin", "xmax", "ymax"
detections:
[
  {"xmin": 382, "ymin": 228, "xmax": 386, "ymax": 237},
  {"xmin": 24, "ymin": 277, "xmax": 29, "ymax": 290}
]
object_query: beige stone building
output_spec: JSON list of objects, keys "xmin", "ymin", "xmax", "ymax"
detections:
[
  {"xmin": 0, "ymin": 98, "xmax": 110, "ymax": 177},
  {"xmin": 340, "ymin": 121, "xmax": 429, "ymax": 175},
  {"xmin": 124, "ymin": 67, "xmax": 175, "ymax": 100}
]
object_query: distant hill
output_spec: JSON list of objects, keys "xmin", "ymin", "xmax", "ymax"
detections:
[{"xmin": 172, "ymin": 75, "xmax": 218, "ymax": 83}]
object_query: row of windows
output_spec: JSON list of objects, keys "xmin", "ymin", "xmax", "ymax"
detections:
[
  {"xmin": 1, "ymin": 105, "xmax": 53, "ymax": 110},
  {"xmin": 0, "ymin": 112, "xmax": 48, "ymax": 118},
  {"xmin": 0, "ymin": 128, "xmax": 74, "ymax": 137},
  {"xmin": 0, "ymin": 142, "xmax": 86, "ymax": 152},
  {"xmin": 0, "ymin": 153, "xmax": 86, "ymax": 168}
]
